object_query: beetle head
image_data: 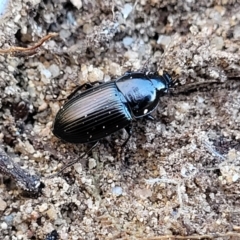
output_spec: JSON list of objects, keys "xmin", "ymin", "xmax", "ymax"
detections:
[{"xmin": 148, "ymin": 71, "xmax": 173, "ymax": 94}]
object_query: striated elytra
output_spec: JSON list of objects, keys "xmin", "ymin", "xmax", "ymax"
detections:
[{"xmin": 52, "ymin": 71, "xmax": 173, "ymax": 145}]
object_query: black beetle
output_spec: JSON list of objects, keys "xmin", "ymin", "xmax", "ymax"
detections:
[{"xmin": 52, "ymin": 71, "xmax": 173, "ymax": 145}]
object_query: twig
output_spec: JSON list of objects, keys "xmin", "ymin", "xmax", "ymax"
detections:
[
  {"xmin": 0, "ymin": 145, "xmax": 43, "ymax": 194},
  {"xmin": 141, "ymin": 231, "xmax": 240, "ymax": 239},
  {"xmin": 0, "ymin": 32, "xmax": 58, "ymax": 56}
]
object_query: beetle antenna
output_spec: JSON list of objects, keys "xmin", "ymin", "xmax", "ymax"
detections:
[{"xmin": 46, "ymin": 142, "xmax": 99, "ymax": 178}]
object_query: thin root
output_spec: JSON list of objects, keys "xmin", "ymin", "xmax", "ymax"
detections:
[{"xmin": 0, "ymin": 32, "xmax": 58, "ymax": 56}]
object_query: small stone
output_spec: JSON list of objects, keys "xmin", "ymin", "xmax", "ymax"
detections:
[
  {"xmin": 121, "ymin": 3, "xmax": 133, "ymax": 19},
  {"xmin": 197, "ymin": 96, "xmax": 205, "ymax": 103},
  {"xmin": 59, "ymin": 29, "xmax": 71, "ymax": 39},
  {"xmin": 0, "ymin": 198, "xmax": 7, "ymax": 211},
  {"xmin": 109, "ymin": 62, "xmax": 121, "ymax": 76},
  {"xmin": 38, "ymin": 101, "xmax": 48, "ymax": 112},
  {"xmin": 16, "ymin": 222, "xmax": 28, "ymax": 233},
  {"xmin": 83, "ymin": 23, "xmax": 92, "ymax": 34},
  {"xmin": 13, "ymin": 212, "xmax": 22, "ymax": 225},
  {"xmin": 4, "ymin": 214, "xmax": 14, "ymax": 226},
  {"xmin": 124, "ymin": 50, "xmax": 139, "ymax": 60},
  {"xmin": 228, "ymin": 149, "xmax": 236, "ymax": 161},
  {"xmin": 112, "ymin": 186, "xmax": 123, "ymax": 196},
  {"xmin": 103, "ymin": 75, "xmax": 111, "ymax": 82},
  {"xmin": 189, "ymin": 25, "xmax": 199, "ymax": 35},
  {"xmin": 43, "ymin": 12, "xmax": 55, "ymax": 23},
  {"xmin": 233, "ymin": 25, "xmax": 240, "ymax": 40},
  {"xmin": 7, "ymin": 65, "xmax": 15, "ymax": 72},
  {"xmin": 41, "ymin": 69, "xmax": 52, "ymax": 79},
  {"xmin": 49, "ymin": 102, "xmax": 60, "ymax": 116},
  {"xmin": 211, "ymin": 36, "xmax": 224, "ymax": 50},
  {"xmin": 88, "ymin": 68, "xmax": 104, "ymax": 82},
  {"xmin": 70, "ymin": 0, "xmax": 82, "ymax": 9},
  {"xmin": 27, "ymin": 85, "xmax": 36, "ymax": 98},
  {"xmin": 176, "ymin": 102, "xmax": 190, "ymax": 113},
  {"xmin": 24, "ymin": 140, "xmax": 35, "ymax": 154},
  {"xmin": 0, "ymin": 0, "xmax": 10, "ymax": 17},
  {"xmin": 181, "ymin": 163, "xmax": 197, "ymax": 177},
  {"xmin": 157, "ymin": 35, "xmax": 172, "ymax": 48},
  {"xmin": 134, "ymin": 188, "xmax": 152, "ymax": 199},
  {"xmin": 38, "ymin": 203, "xmax": 48, "ymax": 213},
  {"xmin": 74, "ymin": 163, "xmax": 82, "ymax": 174},
  {"xmin": 86, "ymin": 199, "xmax": 93, "ymax": 209},
  {"xmin": 46, "ymin": 207, "xmax": 58, "ymax": 220},
  {"xmin": 1, "ymin": 222, "xmax": 8, "ymax": 230},
  {"xmin": 30, "ymin": 211, "xmax": 39, "ymax": 221},
  {"xmin": 88, "ymin": 158, "xmax": 96, "ymax": 169},
  {"xmin": 62, "ymin": 182, "xmax": 70, "ymax": 192},
  {"xmin": 48, "ymin": 64, "xmax": 60, "ymax": 78},
  {"xmin": 232, "ymin": 173, "xmax": 239, "ymax": 182},
  {"xmin": 67, "ymin": 12, "xmax": 76, "ymax": 25},
  {"xmin": 123, "ymin": 36, "xmax": 133, "ymax": 47}
]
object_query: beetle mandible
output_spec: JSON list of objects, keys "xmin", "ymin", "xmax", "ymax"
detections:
[{"xmin": 52, "ymin": 71, "xmax": 173, "ymax": 145}]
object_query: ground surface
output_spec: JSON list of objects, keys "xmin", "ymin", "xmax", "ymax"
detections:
[{"xmin": 0, "ymin": 0, "xmax": 240, "ymax": 239}]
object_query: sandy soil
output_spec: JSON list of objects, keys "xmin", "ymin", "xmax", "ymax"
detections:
[{"xmin": 0, "ymin": 0, "xmax": 240, "ymax": 239}]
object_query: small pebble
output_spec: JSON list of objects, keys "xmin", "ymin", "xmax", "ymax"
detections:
[
  {"xmin": 71, "ymin": 0, "xmax": 82, "ymax": 10},
  {"xmin": 88, "ymin": 68, "xmax": 104, "ymax": 82},
  {"xmin": 83, "ymin": 23, "xmax": 92, "ymax": 34},
  {"xmin": 211, "ymin": 36, "xmax": 224, "ymax": 50},
  {"xmin": 233, "ymin": 25, "xmax": 240, "ymax": 40},
  {"xmin": 48, "ymin": 64, "xmax": 60, "ymax": 78},
  {"xmin": 157, "ymin": 35, "xmax": 172, "ymax": 48},
  {"xmin": 88, "ymin": 158, "xmax": 96, "ymax": 169},
  {"xmin": 232, "ymin": 173, "xmax": 239, "ymax": 182},
  {"xmin": 38, "ymin": 101, "xmax": 48, "ymax": 112},
  {"xmin": 4, "ymin": 214, "xmax": 14, "ymax": 226},
  {"xmin": 0, "ymin": 0, "xmax": 10, "ymax": 17},
  {"xmin": 123, "ymin": 36, "xmax": 133, "ymax": 47},
  {"xmin": 109, "ymin": 62, "xmax": 121, "ymax": 76},
  {"xmin": 103, "ymin": 75, "xmax": 111, "ymax": 82},
  {"xmin": 41, "ymin": 69, "xmax": 52, "ymax": 79},
  {"xmin": 38, "ymin": 203, "xmax": 48, "ymax": 213},
  {"xmin": 134, "ymin": 188, "xmax": 152, "ymax": 199},
  {"xmin": 59, "ymin": 29, "xmax": 71, "ymax": 39},
  {"xmin": 49, "ymin": 102, "xmax": 60, "ymax": 116},
  {"xmin": 124, "ymin": 50, "xmax": 139, "ymax": 60},
  {"xmin": 0, "ymin": 198, "xmax": 7, "ymax": 211},
  {"xmin": 1, "ymin": 222, "xmax": 8, "ymax": 230},
  {"xmin": 121, "ymin": 3, "xmax": 133, "ymax": 19},
  {"xmin": 112, "ymin": 186, "xmax": 123, "ymax": 196},
  {"xmin": 7, "ymin": 65, "xmax": 15, "ymax": 72},
  {"xmin": 67, "ymin": 12, "xmax": 76, "ymax": 25},
  {"xmin": 46, "ymin": 207, "xmax": 58, "ymax": 220},
  {"xmin": 74, "ymin": 163, "xmax": 82, "ymax": 174}
]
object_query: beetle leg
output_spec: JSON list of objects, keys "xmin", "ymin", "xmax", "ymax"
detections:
[
  {"xmin": 65, "ymin": 80, "xmax": 105, "ymax": 100},
  {"xmin": 53, "ymin": 82, "xmax": 98, "ymax": 101},
  {"xmin": 53, "ymin": 83, "xmax": 95, "ymax": 102},
  {"xmin": 121, "ymin": 124, "xmax": 133, "ymax": 147},
  {"xmin": 47, "ymin": 142, "xmax": 99, "ymax": 178},
  {"xmin": 66, "ymin": 82, "xmax": 98, "ymax": 100},
  {"xmin": 115, "ymin": 125, "xmax": 133, "ymax": 167}
]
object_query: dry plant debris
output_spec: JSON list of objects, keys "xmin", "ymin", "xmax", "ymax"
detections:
[{"xmin": 0, "ymin": 33, "xmax": 58, "ymax": 56}]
